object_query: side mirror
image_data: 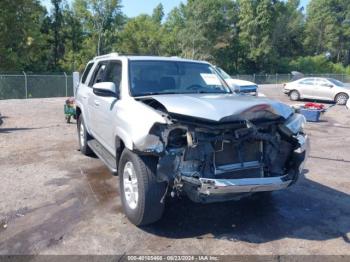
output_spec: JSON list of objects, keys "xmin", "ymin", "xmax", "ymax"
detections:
[
  {"xmin": 93, "ymin": 82, "xmax": 118, "ymax": 98},
  {"xmin": 233, "ymin": 84, "xmax": 241, "ymax": 93}
]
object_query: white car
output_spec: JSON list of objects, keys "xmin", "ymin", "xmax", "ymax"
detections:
[
  {"xmin": 214, "ymin": 67, "xmax": 258, "ymax": 95},
  {"xmin": 283, "ymin": 77, "xmax": 350, "ymax": 105}
]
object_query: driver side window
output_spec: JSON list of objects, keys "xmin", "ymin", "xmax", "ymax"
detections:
[
  {"xmin": 89, "ymin": 62, "xmax": 107, "ymax": 87},
  {"xmin": 316, "ymin": 79, "xmax": 330, "ymax": 87},
  {"xmin": 104, "ymin": 61, "xmax": 122, "ymax": 93}
]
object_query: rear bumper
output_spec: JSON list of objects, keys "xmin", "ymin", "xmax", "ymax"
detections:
[{"xmin": 182, "ymin": 134, "xmax": 309, "ymax": 203}]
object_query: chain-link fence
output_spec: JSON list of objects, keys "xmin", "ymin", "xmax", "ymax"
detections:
[
  {"xmin": 1, "ymin": 72, "xmax": 349, "ymax": 100},
  {"xmin": 0, "ymin": 72, "xmax": 73, "ymax": 100},
  {"xmin": 231, "ymin": 73, "xmax": 350, "ymax": 84}
]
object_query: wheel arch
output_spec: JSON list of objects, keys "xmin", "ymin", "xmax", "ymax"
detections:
[
  {"xmin": 334, "ymin": 92, "xmax": 349, "ymax": 100},
  {"xmin": 289, "ymin": 89, "xmax": 301, "ymax": 99},
  {"xmin": 75, "ymin": 106, "xmax": 82, "ymax": 126},
  {"xmin": 115, "ymin": 136, "xmax": 126, "ymax": 168}
]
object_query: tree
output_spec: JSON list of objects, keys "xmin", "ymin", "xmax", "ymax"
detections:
[
  {"xmin": 272, "ymin": 0, "xmax": 305, "ymax": 59},
  {"xmin": 59, "ymin": 6, "xmax": 84, "ymax": 72},
  {"xmin": 152, "ymin": 3, "xmax": 164, "ymax": 24},
  {"xmin": 238, "ymin": 0, "xmax": 278, "ymax": 72},
  {"xmin": 304, "ymin": 0, "xmax": 350, "ymax": 65},
  {"xmin": 118, "ymin": 15, "xmax": 164, "ymax": 55},
  {"xmin": 49, "ymin": 0, "xmax": 65, "ymax": 70},
  {"xmin": 74, "ymin": 0, "xmax": 123, "ymax": 56},
  {"xmin": 162, "ymin": 6, "xmax": 186, "ymax": 56},
  {"xmin": 0, "ymin": 0, "xmax": 48, "ymax": 72},
  {"xmin": 178, "ymin": 0, "xmax": 236, "ymax": 62}
]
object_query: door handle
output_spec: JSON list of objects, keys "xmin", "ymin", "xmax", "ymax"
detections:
[
  {"xmin": 94, "ymin": 100, "xmax": 100, "ymax": 107},
  {"xmin": 82, "ymin": 95, "xmax": 88, "ymax": 99}
]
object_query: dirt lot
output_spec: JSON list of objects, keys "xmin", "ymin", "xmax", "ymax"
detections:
[{"xmin": 0, "ymin": 86, "xmax": 350, "ymax": 255}]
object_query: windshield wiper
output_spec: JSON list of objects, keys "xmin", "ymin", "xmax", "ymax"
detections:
[
  {"xmin": 192, "ymin": 90, "xmax": 228, "ymax": 94},
  {"xmin": 135, "ymin": 90, "xmax": 229, "ymax": 96}
]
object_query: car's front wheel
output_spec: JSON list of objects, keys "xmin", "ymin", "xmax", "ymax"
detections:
[
  {"xmin": 335, "ymin": 93, "xmax": 349, "ymax": 105},
  {"xmin": 119, "ymin": 149, "xmax": 166, "ymax": 226},
  {"xmin": 77, "ymin": 115, "xmax": 93, "ymax": 156},
  {"xmin": 289, "ymin": 90, "xmax": 300, "ymax": 101}
]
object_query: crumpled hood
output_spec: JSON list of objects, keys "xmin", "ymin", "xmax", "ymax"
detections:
[{"xmin": 144, "ymin": 93, "xmax": 293, "ymax": 122}]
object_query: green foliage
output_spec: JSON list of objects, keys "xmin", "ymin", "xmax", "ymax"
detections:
[
  {"xmin": 152, "ymin": 3, "xmax": 164, "ymax": 24},
  {"xmin": 117, "ymin": 15, "xmax": 164, "ymax": 55},
  {"xmin": 289, "ymin": 55, "xmax": 350, "ymax": 74},
  {"xmin": 304, "ymin": 0, "xmax": 350, "ymax": 64},
  {"xmin": 1, "ymin": 0, "xmax": 350, "ymax": 74},
  {"xmin": 0, "ymin": 0, "xmax": 48, "ymax": 71}
]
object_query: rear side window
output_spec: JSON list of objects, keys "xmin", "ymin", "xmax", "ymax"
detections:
[
  {"xmin": 300, "ymin": 78, "xmax": 314, "ymax": 85},
  {"xmin": 81, "ymin": 62, "xmax": 93, "ymax": 84}
]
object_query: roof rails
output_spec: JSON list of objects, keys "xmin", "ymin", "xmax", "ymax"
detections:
[{"xmin": 94, "ymin": 52, "xmax": 119, "ymax": 60}]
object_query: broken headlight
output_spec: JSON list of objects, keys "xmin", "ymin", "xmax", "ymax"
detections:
[
  {"xmin": 168, "ymin": 128, "xmax": 187, "ymax": 148},
  {"xmin": 281, "ymin": 113, "xmax": 306, "ymax": 135}
]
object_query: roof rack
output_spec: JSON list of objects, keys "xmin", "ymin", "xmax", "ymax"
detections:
[{"xmin": 94, "ymin": 52, "xmax": 119, "ymax": 60}]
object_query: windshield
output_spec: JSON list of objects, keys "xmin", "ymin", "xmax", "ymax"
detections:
[
  {"xmin": 327, "ymin": 78, "xmax": 344, "ymax": 87},
  {"xmin": 129, "ymin": 61, "xmax": 231, "ymax": 96},
  {"xmin": 214, "ymin": 67, "xmax": 232, "ymax": 80}
]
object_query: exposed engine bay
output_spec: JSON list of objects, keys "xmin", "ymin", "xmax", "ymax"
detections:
[{"xmin": 134, "ymin": 97, "xmax": 309, "ymax": 203}]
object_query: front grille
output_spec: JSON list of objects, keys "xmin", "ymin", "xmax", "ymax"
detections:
[{"xmin": 213, "ymin": 140, "xmax": 263, "ymax": 178}]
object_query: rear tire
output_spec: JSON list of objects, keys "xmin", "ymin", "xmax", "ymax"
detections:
[
  {"xmin": 119, "ymin": 149, "xmax": 166, "ymax": 226},
  {"xmin": 335, "ymin": 93, "xmax": 348, "ymax": 105},
  {"xmin": 78, "ymin": 115, "xmax": 93, "ymax": 156},
  {"xmin": 289, "ymin": 90, "xmax": 300, "ymax": 101}
]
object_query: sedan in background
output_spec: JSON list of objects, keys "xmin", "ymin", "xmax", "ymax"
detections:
[
  {"xmin": 283, "ymin": 77, "xmax": 350, "ymax": 105},
  {"xmin": 214, "ymin": 66, "xmax": 259, "ymax": 96}
]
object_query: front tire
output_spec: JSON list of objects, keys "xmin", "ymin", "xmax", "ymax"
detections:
[
  {"xmin": 289, "ymin": 90, "xmax": 300, "ymax": 101},
  {"xmin": 119, "ymin": 149, "xmax": 166, "ymax": 226},
  {"xmin": 335, "ymin": 93, "xmax": 348, "ymax": 105},
  {"xmin": 77, "ymin": 115, "xmax": 93, "ymax": 156}
]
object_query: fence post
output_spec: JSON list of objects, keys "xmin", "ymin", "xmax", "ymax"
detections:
[
  {"xmin": 275, "ymin": 73, "xmax": 278, "ymax": 88},
  {"xmin": 253, "ymin": 73, "xmax": 256, "ymax": 83},
  {"xmin": 22, "ymin": 71, "xmax": 28, "ymax": 99},
  {"xmin": 64, "ymin": 72, "xmax": 68, "ymax": 97}
]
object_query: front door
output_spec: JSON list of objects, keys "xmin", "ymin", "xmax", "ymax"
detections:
[
  {"xmin": 87, "ymin": 61, "xmax": 109, "ymax": 141},
  {"xmin": 298, "ymin": 78, "xmax": 315, "ymax": 99},
  {"xmin": 92, "ymin": 60, "xmax": 122, "ymax": 153},
  {"xmin": 314, "ymin": 79, "xmax": 335, "ymax": 100}
]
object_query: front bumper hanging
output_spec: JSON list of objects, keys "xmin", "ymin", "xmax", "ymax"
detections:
[{"xmin": 182, "ymin": 134, "xmax": 310, "ymax": 203}]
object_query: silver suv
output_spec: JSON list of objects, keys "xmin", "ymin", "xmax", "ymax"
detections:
[{"xmin": 75, "ymin": 53, "xmax": 309, "ymax": 226}]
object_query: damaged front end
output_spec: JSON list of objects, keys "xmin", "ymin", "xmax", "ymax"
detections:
[{"xmin": 134, "ymin": 99, "xmax": 309, "ymax": 203}]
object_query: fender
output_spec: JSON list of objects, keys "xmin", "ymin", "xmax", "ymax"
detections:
[
  {"xmin": 114, "ymin": 125, "xmax": 134, "ymax": 150},
  {"xmin": 75, "ymin": 100, "xmax": 93, "ymax": 135}
]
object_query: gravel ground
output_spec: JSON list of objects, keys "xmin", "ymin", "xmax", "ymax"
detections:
[{"xmin": 0, "ymin": 86, "xmax": 349, "ymax": 255}]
